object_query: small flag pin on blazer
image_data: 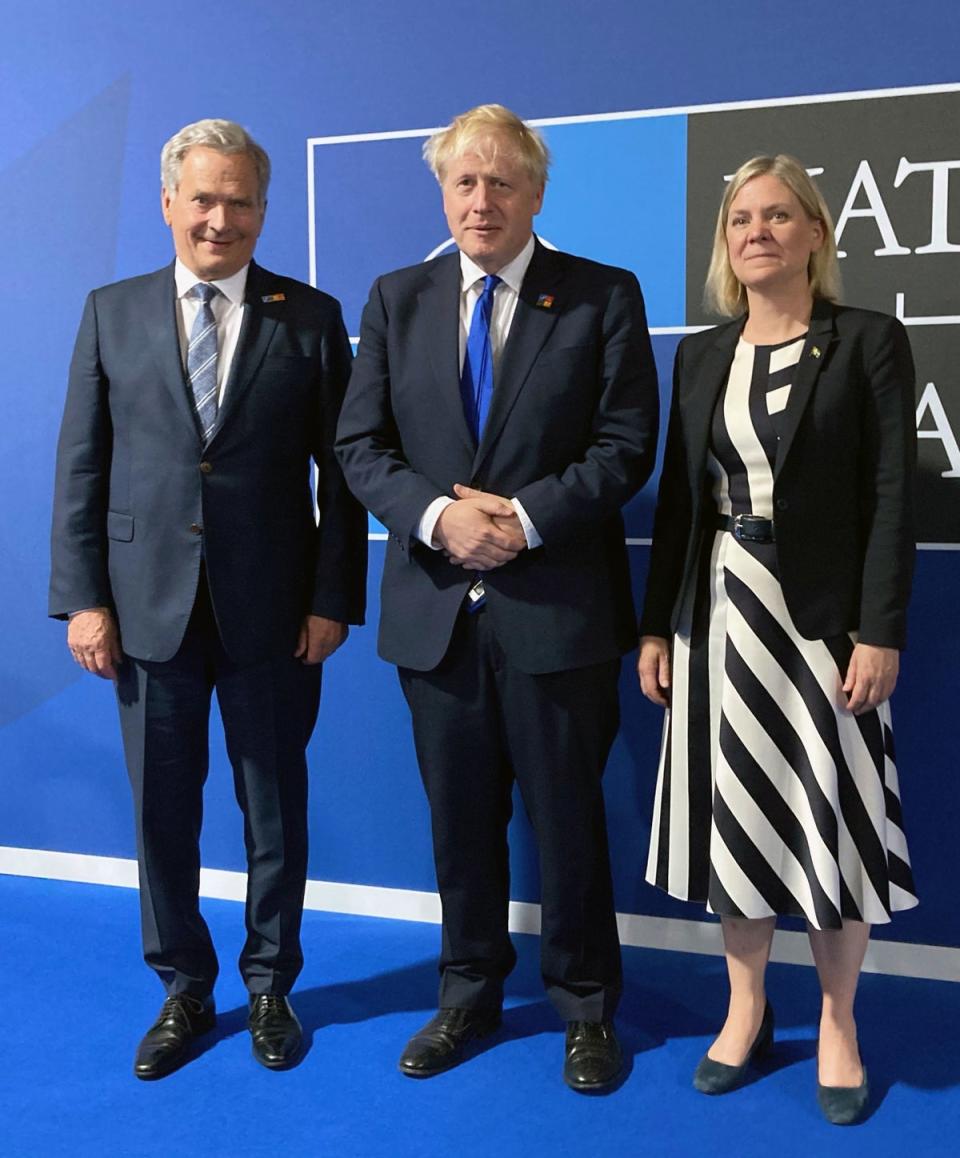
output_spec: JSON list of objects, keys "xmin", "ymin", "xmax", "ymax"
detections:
[
  {"xmin": 261, "ymin": 292, "xmax": 286, "ymax": 303},
  {"xmin": 536, "ymin": 293, "xmax": 555, "ymax": 309},
  {"xmin": 810, "ymin": 345, "xmax": 821, "ymax": 358}
]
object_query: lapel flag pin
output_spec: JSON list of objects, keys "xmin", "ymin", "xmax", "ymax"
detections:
[
  {"xmin": 810, "ymin": 345, "xmax": 821, "ymax": 358},
  {"xmin": 536, "ymin": 293, "xmax": 555, "ymax": 309},
  {"xmin": 261, "ymin": 293, "xmax": 286, "ymax": 303}
]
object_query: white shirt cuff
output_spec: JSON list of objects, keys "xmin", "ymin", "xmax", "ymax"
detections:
[
  {"xmin": 416, "ymin": 496, "xmax": 455, "ymax": 549},
  {"xmin": 511, "ymin": 498, "xmax": 542, "ymax": 549}
]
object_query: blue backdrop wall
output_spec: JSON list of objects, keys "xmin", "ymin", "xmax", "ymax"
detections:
[{"xmin": 2, "ymin": 0, "xmax": 958, "ymax": 949}]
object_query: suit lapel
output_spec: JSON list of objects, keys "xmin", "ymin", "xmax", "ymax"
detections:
[
  {"xmin": 419, "ymin": 253, "xmax": 476, "ymax": 456},
  {"xmin": 473, "ymin": 241, "xmax": 562, "ymax": 471},
  {"xmin": 143, "ymin": 263, "xmax": 202, "ymax": 439},
  {"xmin": 209, "ymin": 261, "xmax": 279, "ymax": 442},
  {"xmin": 684, "ymin": 318, "xmax": 743, "ymax": 496},
  {"xmin": 773, "ymin": 300, "xmax": 836, "ymax": 475}
]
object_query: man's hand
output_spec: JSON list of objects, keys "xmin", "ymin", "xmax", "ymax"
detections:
[
  {"xmin": 434, "ymin": 485, "xmax": 526, "ymax": 570},
  {"xmin": 67, "ymin": 608, "xmax": 122, "ymax": 680},
  {"xmin": 637, "ymin": 635, "xmax": 671, "ymax": 707},
  {"xmin": 843, "ymin": 642, "xmax": 899, "ymax": 715},
  {"xmin": 295, "ymin": 616, "xmax": 349, "ymax": 665}
]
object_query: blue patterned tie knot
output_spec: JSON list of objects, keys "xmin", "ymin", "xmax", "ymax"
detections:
[
  {"xmin": 186, "ymin": 282, "xmax": 221, "ymax": 442},
  {"xmin": 460, "ymin": 274, "xmax": 501, "ymax": 444}
]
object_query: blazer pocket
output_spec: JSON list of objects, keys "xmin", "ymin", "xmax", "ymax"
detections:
[{"xmin": 106, "ymin": 511, "xmax": 134, "ymax": 542}]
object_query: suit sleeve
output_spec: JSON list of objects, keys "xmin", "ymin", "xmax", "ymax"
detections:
[
  {"xmin": 335, "ymin": 278, "xmax": 448, "ymax": 543},
  {"xmin": 511, "ymin": 273, "xmax": 660, "ymax": 544},
  {"xmin": 856, "ymin": 316, "xmax": 916, "ymax": 648},
  {"xmin": 310, "ymin": 300, "xmax": 369, "ymax": 625},
  {"xmin": 638, "ymin": 340, "xmax": 693, "ymax": 638},
  {"xmin": 49, "ymin": 291, "xmax": 114, "ymax": 619}
]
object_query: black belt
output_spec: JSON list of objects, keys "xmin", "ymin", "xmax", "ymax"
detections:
[{"xmin": 713, "ymin": 513, "xmax": 776, "ymax": 542}]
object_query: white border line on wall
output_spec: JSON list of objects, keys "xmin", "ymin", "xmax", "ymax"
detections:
[
  {"xmin": 308, "ymin": 80, "xmax": 960, "ymax": 293},
  {"xmin": 364, "ymin": 536, "xmax": 957, "ymax": 549},
  {"xmin": 314, "ymin": 82, "xmax": 960, "ymax": 552},
  {"xmin": 3, "ymin": 846, "xmax": 957, "ymax": 984}
]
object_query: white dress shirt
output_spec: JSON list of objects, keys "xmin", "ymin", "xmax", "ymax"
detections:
[
  {"xmin": 417, "ymin": 235, "xmax": 542, "ymax": 550},
  {"xmin": 174, "ymin": 259, "xmax": 250, "ymax": 405}
]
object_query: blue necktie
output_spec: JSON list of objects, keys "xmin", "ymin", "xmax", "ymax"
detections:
[
  {"xmin": 186, "ymin": 283, "xmax": 220, "ymax": 441},
  {"xmin": 460, "ymin": 274, "xmax": 501, "ymax": 444}
]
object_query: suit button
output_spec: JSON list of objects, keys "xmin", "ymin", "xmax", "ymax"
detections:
[
  {"xmin": 199, "ymin": 461, "xmax": 213, "ymax": 474},
  {"xmin": 470, "ymin": 478, "xmax": 482, "ymax": 489},
  {"xmin": 189, "ymin": 523, "xmax": 203, "ymax": 535},
  {"xmin": 775, "ymin": 498, "xmax": 789, "ymax": 511}
]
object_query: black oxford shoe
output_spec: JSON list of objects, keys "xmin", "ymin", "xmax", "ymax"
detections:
[
  {"xmin": 248, "ymin": 995, "xmax": 303, "ymax": 1070},
  {"xmin": 563, "ymin": 1020, "xmax": 623, "ymax": 1091},
  {"xmin": 398, "ymin": 1008, "xmax": 502, "ymax": 1077},
  {"xmin": 134, "ymin": 994, "xmax": 216, "ymax": 1080}
]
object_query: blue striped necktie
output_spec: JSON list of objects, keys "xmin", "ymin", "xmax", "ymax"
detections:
[
  {"xmin": 460, "ymin": 274, "xmax": 501, "ymax": 444},
  {"xmin": 186, "ymin": 282, "xmax": 220, "ymax": 441}
]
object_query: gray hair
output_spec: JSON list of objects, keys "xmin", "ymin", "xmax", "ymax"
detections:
[
  {"xmin": 423, "ymin": 103, "xmax": 550, "ymax": 187},
  {"xmin": 160, "ymin": 119, "xmax": 271, "ymax": 205}
]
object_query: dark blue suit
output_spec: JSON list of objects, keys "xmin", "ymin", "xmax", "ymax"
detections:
[
  {"xmin": 50, "ymin": 260, "xmax": 367, "ymax": 996},
  {"xmin": 336, "ymin": 241, "xmax": 659, "ymax": 1018}
]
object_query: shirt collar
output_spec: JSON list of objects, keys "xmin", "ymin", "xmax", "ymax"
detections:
[
  {"xmin": 174, "ymin": 258, "xmax": 250, "ymax": 306},
  {"xmin": 459, "ymin": 234, "xmax": 536, "ymax": 296}
]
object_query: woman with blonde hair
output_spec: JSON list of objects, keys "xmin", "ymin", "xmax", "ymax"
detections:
[{"xmin": 638, "ymin": 155, "xmax": 917, "ymax": 1124}]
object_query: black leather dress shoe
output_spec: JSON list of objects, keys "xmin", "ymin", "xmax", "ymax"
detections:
[
  {"xmin": 134, "ymin": 994, "xmax": 216, "ymax": 1080},
  {"xmin": 248, "ymin": 995, "xmax": 303, "ymax": 1070},
  {"xmin": 563, "ymin": 1020, "xmax": 623, "ymax": 1091},
  {"xmin": 693, "ymin": 1002, "xmax": 774, "ymax": 1094},
  {"xmin": 398, "ymin": 1008, "xmax": 502, "ymax": 1077}
]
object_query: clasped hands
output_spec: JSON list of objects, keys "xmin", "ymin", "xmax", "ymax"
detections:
[{"xmin": 434, "ymin": 483, "xmax": 527, "ymax": 570}]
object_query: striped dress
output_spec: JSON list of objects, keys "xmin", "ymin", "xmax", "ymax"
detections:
[{"xmin": 646, "ymin": 335, "xmax": 917, "ymax": 929}]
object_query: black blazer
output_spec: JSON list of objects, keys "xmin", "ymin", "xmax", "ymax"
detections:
[
  {"xmin": 335, "ymin": 241, "xmax": 660, "ymax": 674},
  {"xmin": 639, "ymin": 299, "xmax": 916, "ymax": 650},
  {"xmin": 50, "ymin": 260, "xmax": 368, "ymax": 664}
]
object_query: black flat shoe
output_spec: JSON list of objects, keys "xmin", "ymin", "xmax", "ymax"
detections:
[
  {"xmin": 398, "ymin": 1008, "xmax": 502, "ymax": 1077},
  {"xmin": 248, "ymin": 995, "xmax": 303, "ymax": 1070},
  {"xmin": 134, "ymin": 993, "xmax": 216, "ymax": 1080},
  {"xmin": 818, "ymin": 1064, "xmax": 869, "ymax": 1124},
  {"xmin": 563, "ymin": 1020, "xmax": 623, "ymax": 1091},
  {"xmin": 693, "ymin": 1002, "xmax": 774, "ymax": 1094}
]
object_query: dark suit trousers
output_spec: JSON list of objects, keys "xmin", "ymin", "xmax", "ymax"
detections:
[
  {"xmin": 399, "ymin": 609, "xmax": 623, "ymax": 1022},
  {"xmin": 115, "ymin": 575, "xmax": 321, "ymax": 998}
]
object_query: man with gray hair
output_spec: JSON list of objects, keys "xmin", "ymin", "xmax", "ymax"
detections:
[
  {"xmin": 337, "ymin": 104, "xmax": 659, "ymax": 1089},
  {"xmin": 50, "ymin": 119, "xmax": 367, "ymax": 1078}
]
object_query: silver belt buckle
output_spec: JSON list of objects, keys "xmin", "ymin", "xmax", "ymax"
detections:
[
  {"xmin": 466, "ymin": 577, "xmax": 486, "ymax": 612},
  {"xmin": 733, "ymin": 514, "xmax": 771, "ymax": 542}
]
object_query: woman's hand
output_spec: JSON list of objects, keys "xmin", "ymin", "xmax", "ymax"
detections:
[
  {"xmin": 638, "ymin": 635, "xmax": 672, "ymax": 707},
  {"xmin": 842, "ymin": 642, "xmax": 899, "ymax": 715}
]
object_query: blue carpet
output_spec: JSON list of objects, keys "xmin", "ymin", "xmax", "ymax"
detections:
[{"xmin": 2, "ymin": 874, "xmax": 958, "ymax": 1157}]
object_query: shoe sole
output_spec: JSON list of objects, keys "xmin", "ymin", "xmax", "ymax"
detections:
[
  {"xmin": 563, "ymin": 1064, "xmax": 624, "ymax": 1093},
  {"xmin": 251, "ymin": 1043, "xmax": 304, "ymax": 1071}
]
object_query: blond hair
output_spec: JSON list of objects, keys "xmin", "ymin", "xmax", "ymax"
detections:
[
  {"xmin": 704, "ymin": 154, "xmax": 841, "ymax": 316},
  {"xmin": 423, "ymin": 103, "xmax": 550, "ymax": 186}
]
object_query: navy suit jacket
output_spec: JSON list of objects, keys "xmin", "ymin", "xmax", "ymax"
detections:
[
  {"xmin": 639, "ymin": 300, "xmax": 916, "ymax": 649},
  {"xmin": 335, "ymin": 241, "xmax": 659, "ymax": 674},
  {"xmin": 50, "ymin": 260, "xmax": 367, "ymax": 664}
]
